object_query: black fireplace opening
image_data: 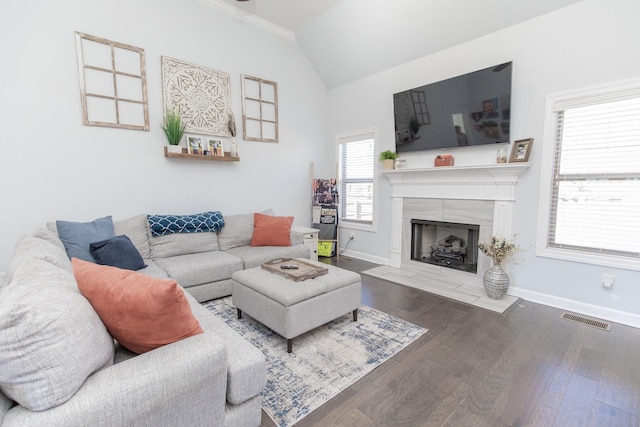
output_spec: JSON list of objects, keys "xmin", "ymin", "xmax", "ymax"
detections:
[{"xmin": 410, "ymin": 219, "xmax": 479, "ymax": 273}]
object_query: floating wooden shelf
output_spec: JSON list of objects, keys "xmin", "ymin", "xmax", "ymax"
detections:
[{"xmin": 164, "ymin": 146, "xmax": 239, "ymax": 162}]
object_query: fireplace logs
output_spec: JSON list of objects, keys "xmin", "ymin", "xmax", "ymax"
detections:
[{"xmin": 431, "ymin": 235, "xmax": 467, "ymax": 266}]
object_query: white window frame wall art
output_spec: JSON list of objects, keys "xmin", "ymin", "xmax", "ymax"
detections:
[
  {"xmin": 162, "ymin": 56, "xmax": 231, "ymax": 137},
  {"xmin": 241, "ymin": 74, "xmax": 279, "ymax": 143},
  {"xmin": 75, "ymin": 32, "xmax": 149, "ymax": 131}
]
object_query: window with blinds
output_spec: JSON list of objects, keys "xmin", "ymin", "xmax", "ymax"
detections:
[
  {"xmin": 337, "ymin": 131, "xmax": 375, "ymax": 225},
  {"xmin": 547, "ymin": 87, "xmax": 640, "ymax": 261}
]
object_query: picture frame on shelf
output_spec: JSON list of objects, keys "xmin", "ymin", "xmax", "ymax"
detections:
[
  {"xmin": 207, "ymin": 139, "xmax": 224, "ymax": 157},
  {"xmin": 509, "ymin": 138, "xmax": 533, "ymax": 162},
  {"xmin": 187, "ymin": 135, "xmax": 204, "ymax": 154}
]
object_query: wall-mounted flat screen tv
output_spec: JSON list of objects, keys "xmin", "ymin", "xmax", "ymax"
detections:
[{"xmin": 394, "ymin": 62, "xmax": 512, "ymax": 153}]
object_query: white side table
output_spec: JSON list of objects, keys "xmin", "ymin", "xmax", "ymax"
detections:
[{"xmin": 291, "ymin": 226, "xmax": 319, "ymax": 262}]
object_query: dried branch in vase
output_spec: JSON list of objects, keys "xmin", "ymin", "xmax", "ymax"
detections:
[
  {"xmin": 227, "ymin": 111, "xmax": 236, "ymax": 138},
  {"xmin": 477, "ymin": 235, "xmax": 520, "ymax": 266}
]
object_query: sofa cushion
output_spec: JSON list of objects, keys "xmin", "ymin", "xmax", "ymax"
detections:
[
  {"xmin": 148, "ymin": 228, "xmax": 219, "ymax": 259},
  {"xmin": 90, "ymin": 235, "xmax": 147, "ymax": 271},
  {"xmin": 190, "ymin": 299, "xmax": 266, "ymax": 405},
  {"xmin": 8, "ymin": 234, "xmax": 72, "ymax": 280},
  {"xmin": 72, "ymin": 259, "xmax": 204, "ymax": 354},
  {"xmin": 250, "ymin": 212, "xmax": 293, "ymax": 247},
  {"xmin": 216, "ymin": 213, "xmax": 255, "ymax": 251},
  {"xmin": 217, "ymin": 209, "xmax": 275, "ymax": 251},
  {"xmin": 56, "ymin": 216, "xmax": 115, "ymax": 262},
  {"xmin": 114, "ymin": 214, "xmax": 152, "ymax": 259},
  {"xmin": 32, "ymin": 227, "xmax": 67, "ymax": 252},
  {"xmin": 137, "ymin": 259, "xmax": 170, "ymax": 279},
  {"xmin": 0, "ymin": 259, "xmax": 114, "ymax": 411},
  {"xmin": 148, "ymin": 211, "xmax": 225, "ymax": 236},
  {"xmin": 154, "ymin": 251, "xmax": 244, "ymax": 288},
  {"xmin": 225, "ymin": 244, "xmax": 311, "ymax": 269}
]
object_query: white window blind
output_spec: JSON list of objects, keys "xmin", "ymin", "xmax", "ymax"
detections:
[
  {"xmin": 338, "ymin": 132, "xmax": 374, "ymax": 225},
  {"xmin": 548, "ymin": 94, "xmax": 640, "ymax": 259}
]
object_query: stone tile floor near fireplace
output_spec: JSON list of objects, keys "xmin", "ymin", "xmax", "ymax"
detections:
[{"xmin": 361, "ymin": 264, "xmax": 520, "ymax": 314}]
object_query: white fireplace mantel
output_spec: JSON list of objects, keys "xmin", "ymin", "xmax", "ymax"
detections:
[
  {"xmin": 383, "ymin": 163, "xmax": 531, "ymax": 269},
  {"xmin": 382, "ymin": 163, "xmax": 531, "ymax": 201}
]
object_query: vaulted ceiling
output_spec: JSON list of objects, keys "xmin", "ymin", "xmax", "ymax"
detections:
[{"xmin": 207, "ymin": 0, "xmax": 584, "ymax": 88}]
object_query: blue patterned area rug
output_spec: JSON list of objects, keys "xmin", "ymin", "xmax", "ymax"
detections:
[{"xmin": 203, "ymin": 297, "xmax": 427, "ymax": 427}]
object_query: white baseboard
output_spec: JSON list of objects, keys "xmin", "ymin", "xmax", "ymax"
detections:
[
  {"xmin": 510, "ymin": 286, "xmax": 640, "ymax": 329},
  {"xmin": 339, "ymin": 249, "xmax": 389, "ymax": 266},
  {"xmin": 335, "ymin": 253, "xmax": 640, "ymax": 329}
]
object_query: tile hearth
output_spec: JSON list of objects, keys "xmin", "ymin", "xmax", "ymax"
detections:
[{"xmin": 362, "ymin": 264, "xmax": 519, "ymax": 314}]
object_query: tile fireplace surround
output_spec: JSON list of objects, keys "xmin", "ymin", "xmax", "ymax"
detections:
[{"xmin": 383, "ymin": 164, "xmax": 530, "ymax": 288}]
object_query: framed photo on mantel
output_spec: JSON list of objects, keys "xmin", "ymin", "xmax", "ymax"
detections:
[{"xmin": 509, "ymin": 138, "xmax": 533, "ymax": 163}]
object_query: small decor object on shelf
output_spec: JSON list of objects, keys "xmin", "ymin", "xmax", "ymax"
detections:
[
  {"xmin": 186, "ymin": 135, "xmax": 204, "ymax": 155},
  {"xmin": 379, "ymin": 150, "xmax": 398, "ymax": 170},
  {"xmin": 207, "ymin": 139, "xmax": 224, "ymax": 157},
  {"xmin": 478, "ymin": 235, "xmax": 520, "ymax": 300},
  {"xmin": 434, "ymin": 154, "xmax": 454, "ymax": 167},
  {"xmin": 509, "ymin": 138, "xmax": 533, "ymax": 163},
  {"xmin": 497, "ymin": 148, "xmax": 508, "ymax": 163},
  {"xmin": 228, "ymin": 111, "xmax": 238, "ymax": 158},
  {"xmin": 162, "ymin": 108, "xmax": 186, "ymax": 153}
]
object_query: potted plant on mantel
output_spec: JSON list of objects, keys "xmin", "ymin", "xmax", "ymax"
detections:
[
  {"xmin": 162, "ymin": 108, "xmax": 186, "ymax": 153},
  {"xmin": 378, "ymin": 150, "xmax": 398, "ymax": 170}
]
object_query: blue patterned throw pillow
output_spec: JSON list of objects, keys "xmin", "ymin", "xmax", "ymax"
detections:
[{"xmin": 148, "ymin": 211, "xmax": 225, "ymax": 237}]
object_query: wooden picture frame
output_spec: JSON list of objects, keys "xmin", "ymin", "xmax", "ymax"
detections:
[
  {"xmin": 241, "ymin": 74, "xmax": 279, "ymax": 143},
  {"xmin": 75, "ymin": 32, "xmax": 149, "ymax": 131},
  {"xmin": 509, "ymin": 138, "xmax": 533, "ymax": 162},
  {"xmin": 207, "ymin": 139, "xmax": 224, "ymax": 157},
  {"xmin": 187, "ymin": 135, "xmax": 204, "ymax": 154}
]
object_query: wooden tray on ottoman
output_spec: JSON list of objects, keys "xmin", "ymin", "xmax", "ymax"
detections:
[{"xmin": 261, "ymin": 258, "xmax": 328, "ymax": 282}]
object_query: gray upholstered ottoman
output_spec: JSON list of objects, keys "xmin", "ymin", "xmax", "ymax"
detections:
[{"xmin": 231, "ymin": 259, "xmax": 362, "ymax": 352}]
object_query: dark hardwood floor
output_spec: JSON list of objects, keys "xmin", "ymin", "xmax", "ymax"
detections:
[{"xmin": 260, "ymin": 257, "xmax": 640, "ymax": 427}]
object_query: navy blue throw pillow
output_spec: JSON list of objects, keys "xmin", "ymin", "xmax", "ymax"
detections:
[
  {"xmin": 148, "ymin": 211, "xmax": 225, "ymax": 237},
  {"xmin": 90, "ymin": 235, "xmax": 147, "ymax": 271}
]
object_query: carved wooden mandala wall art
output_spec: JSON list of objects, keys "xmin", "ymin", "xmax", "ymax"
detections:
[{"xmin": 161, "ymin": 56, "xmax": 231, "ymax": 137}]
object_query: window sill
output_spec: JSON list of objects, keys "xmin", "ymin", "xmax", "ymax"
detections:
[
  {"xmin": 536, "ymin": 246, "xmax": 640, "ymax": 272},
  {"xmin": 339, "ymin": 222, "xmax": 375, "ymax": 233}
]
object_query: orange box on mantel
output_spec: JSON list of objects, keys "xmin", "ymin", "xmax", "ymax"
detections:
[{"xmin": 434, "ymin": 154, "xmax": 454, "ymax": 167}]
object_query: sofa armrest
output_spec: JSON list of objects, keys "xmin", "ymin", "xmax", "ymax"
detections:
[
  {"xmin": 2, "ymin": 332, "xmax": 227, "ymax": 427},
  {"xmin": 290, "ymin": 228, "xmax": 303, "ymax": 246}
]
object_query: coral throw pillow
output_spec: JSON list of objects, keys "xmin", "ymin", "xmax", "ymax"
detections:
[
  {"xmin": 72, "ymin": 258, "xmax": 203, "ymax": 354},
  {"xmin": 250, "ymin": 212, "xmax": 293, "ymax": 247}
]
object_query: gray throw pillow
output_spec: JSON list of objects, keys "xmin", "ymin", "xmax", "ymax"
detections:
[
  {"xmin": 0, "ymin": 259, "xmax": 114, "ymax": 411},
  {"xmin": 56, "ymin": 216, "xmax": 114, "ymax": 262}
]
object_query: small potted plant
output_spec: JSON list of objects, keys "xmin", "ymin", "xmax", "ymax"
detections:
[
  {"xmin": 378, "ymin": 150, "xmax": 399, "ymax": 170},
  {"xmin": 162, "ymin": 108, "xmax": 186, "ymax": 153}
]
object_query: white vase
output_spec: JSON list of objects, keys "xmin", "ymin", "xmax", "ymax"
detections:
[
  {"xmin": 167, "ymin": 145, "xmax": 183, "ymax": 154},
  {"xmin": 483, "ymin": 264, "xmax": 510, "ymax": 300},
  {"xmin": 230, "ymin": 139, "xmax": 238, "ymax": 157}
]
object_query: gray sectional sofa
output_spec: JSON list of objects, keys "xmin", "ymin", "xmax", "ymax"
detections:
[
  {"xmin": 0, "ymin": 211, "xmax": 311, "ymax": 426},
  {"xmin": 102, "ymin": 211, "xmax": 310, "ymax": 302}
]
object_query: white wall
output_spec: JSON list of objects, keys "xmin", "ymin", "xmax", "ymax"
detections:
[
  {"xmin": 329, "ymin": 0, "xmax": 640, "ymax": 324},
  {"xmin": 0, "ymin": 0, "xmax": 333, "ymax": 270}
]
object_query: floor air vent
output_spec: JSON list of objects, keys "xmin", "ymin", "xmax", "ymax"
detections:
[{"xmin": 561, "ymin": 312, "xmax": 611, "ymax": 331}]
